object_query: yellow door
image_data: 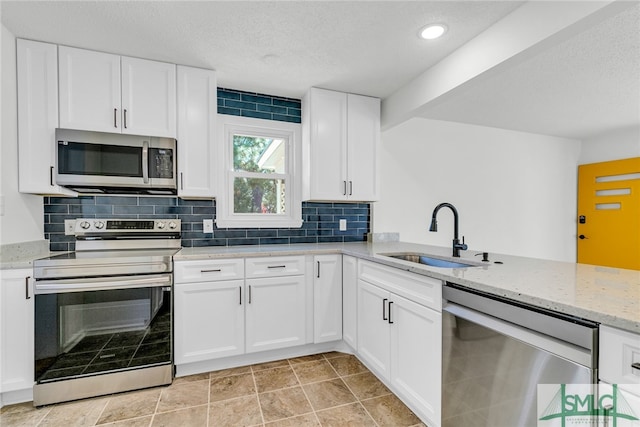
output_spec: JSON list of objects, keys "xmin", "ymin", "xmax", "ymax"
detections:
[{"xmin": 577, "ymin": 157, "xmax": 640, "ymax": 270}]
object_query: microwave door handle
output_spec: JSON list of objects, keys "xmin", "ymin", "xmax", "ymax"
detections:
[{"xmin": 142, "ymin": 140, "xmax": 149, "ymax": 184}]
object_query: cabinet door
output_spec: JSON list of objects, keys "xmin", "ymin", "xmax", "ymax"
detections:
[
  {"xmin": 174, "ymin": 280, "xmax": 244, "ymax": 364},
  {"xmin": 313, "ymin": 254, "xmax": 343, "ymax": 343},
  {"xmin": 390, "ymin": 293, "xmax": 441, "ymax": 427},
  {"xmin": 303, "ymin": 88, "xmax": 348, "ymax": 200},
  {"xmin": 59, "ymin": 46, "xmax": 121, "ymax": 133},
  {"xmin": 342, "ymin": 255, "xmax": 358, "ymax": 349},
  {"xmin": 17, "ymin": 39, "xmax": 76, "ymax": 196},
  {"xmin": 357, "ymin": 279, "xmax": 390, "ymax": 379},
  {"xmin": 1, "ymin": 269, "xmax": 34, "ymax": 393},
  {"xmin": 246, "ymin": 275, "xmax": 306, "ymax": 353},
  {"xmin": 347, "ymin": 94, "xmax": 379, "ymax": 201},
  {"xmin": 177, "ymin": 66, "xmax": 217, "ymax": 198},
  {"xmin": 121, "ymin": 57, "xmax": 176, "ymax": 137}
]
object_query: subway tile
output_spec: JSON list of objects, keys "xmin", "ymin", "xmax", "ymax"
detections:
[
  {"xmin": 44, "ymin": 223, "xmax": 65, "ymax": 233},
  {"xmin": 218, "ymin": 106, "xmax": 241, "ymax": 116},
  {"xmin": 217, "ymin": 89, "xmax": 241, "ymax": 100},
  {"xmin": 191, "ymin": 239, "xmax": 227, "ymax": 247},
  {"xmin": 290, "ymin": 236, "xmax": 318, "ymax": 244},
  {"xmin": 155, "ymin": 206, "xmax": 192, "ymax": 215},
  {"xmin": 257, "ymin": 104, "xmax": 288, "ymax": 114},
  {"xmin": 225, "ymin": 100, "xmax": 258, "ymax": 111},
  {"xmin": 227, "ymin": 238, "xmax": 260, "ymax": 246},
  {"xmin": 272, "ymin": 98, "xmax": 301, "ymax": 109},
  {"xmin": 241, "ymin": 93, "xmax": 272, "ymax": 105},
  {"xmin": 139, "ymin": 197, "xmax": 176, "ymax": 206},
  {"xmin": 344, "ymin": 235, "xmax": 367, "ymax": 242},
  {"xmin": 114, "ymin": 206, "xmax": 154, "ymax": 215},
  {"xmin": 241, "ymin": 110, "xmax": 272, "ymax": 120},
  {"xmin": 69, "ymin": 205, "xmax": 114, "ymax": 215},
  {"xmin": 318, "ymin": 236, "xmax": 346, "ymax": 243},
  {"xmin": 95, "ymin": 196, "xmax": 138, "ymax": 205},
  {"xmin": 317, "ymin": 208, "xmax": 344, "ymax": 215},
  {"xmin": 50, "ymin": 242, "xmax": 72, "ymax": 252},
  {"xmin": 214, "ymin": 230, "xmax": 247, "ymax": 239},
  {"xmin": 272, "ymin": 114, "xmax": 301, "ymax": 123},
  {"xmin": 178, "ymin": 199, "xmax": 214, "ymax": 207},
  {"xmin": 259, "ymin": 237, "xmax": 290, "ymax": 245},
  {"xmin": 247, "ymin": 229, "xmax": 278, "ymax": 238},
  {"xmin": 277, "ymin": 229, "xmax": 306, "ymax": 237},
  {"xmin": 287, "ymin": 107, "xmax": 302, "ymax": 117},
  {"xmin": 44, "ymin": 204, "xmax": 68, "ymax": 214}
]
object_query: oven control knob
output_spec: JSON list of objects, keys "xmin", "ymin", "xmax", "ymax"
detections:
[
  {"xmin": 80, "ymin": 221, "xmax": 91, "ymax": 230},
  {"xmin": 94, "ymin": 221, "xmax": 105, "ymax": 229},
  {"xmin": 169, "ymin": 221, "xmax": 177, "ymax": 229},
  {"xmin": 157, "ymin": 221, "xmax": 166, "ymax": 229}
]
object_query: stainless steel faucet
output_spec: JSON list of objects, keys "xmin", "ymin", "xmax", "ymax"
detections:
[{"xmin": 429, "ymin": 202, "xmax": 468, "ymax": 257}]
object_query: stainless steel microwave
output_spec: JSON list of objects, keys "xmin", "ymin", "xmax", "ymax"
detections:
[{"xmin": 55, "ymin": 128, "xmax": 177, "ymax": 195}]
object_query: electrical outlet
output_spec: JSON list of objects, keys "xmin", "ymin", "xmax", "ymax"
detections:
[
  {"xmin": 203, "ymin": 219, "xmax": 214, "ymax": 233},
  {"xmin": 339, "ymin": 219, "xmax": 347, "ymax": 231},
  {"xmin": 64, "ymin": 219, "xmax": 76, "ymax": 235}
]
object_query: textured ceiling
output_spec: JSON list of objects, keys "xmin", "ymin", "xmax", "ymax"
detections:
[
  {"xmin": 0, "ymin": 1, "xmax": 521, "ymax": 99},
  {"xmin": 418, "ymin": 3, "xmax": 640, "ymax": 140}
]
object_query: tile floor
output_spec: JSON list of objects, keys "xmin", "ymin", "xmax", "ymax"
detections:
[{"xmin": 0, "ymin": 352, "xmax": 427, "ymax": 427}]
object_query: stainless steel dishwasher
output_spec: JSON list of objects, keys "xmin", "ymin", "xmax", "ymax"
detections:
[{"xmin": 442, "ymin": 283, "xmax": 598, "ymax": 427}]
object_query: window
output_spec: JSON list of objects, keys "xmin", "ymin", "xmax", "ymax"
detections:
[{"xmin": 216, "ymin": 115, "xmax": 302, "ymax": 228}]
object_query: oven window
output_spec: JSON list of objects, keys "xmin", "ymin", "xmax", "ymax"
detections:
[
  {"xmin": 57, "ymin": 142, "xmax": 143, "ymax": 177},
  {"xmin": 35, "ymin": 286, "xmax": 171, "ymax": 383}
]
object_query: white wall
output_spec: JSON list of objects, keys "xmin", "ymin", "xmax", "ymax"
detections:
[
  {"xmin": 1, "ymin": 24, "xmax": 44, "ymax": 245},
  {"xmin": 373, "ymin": 118, "xmax": 582, "ymax": 262},
  {"xmin": 579, "ymin": 125, "xmax": 640, "ymax": 165}
]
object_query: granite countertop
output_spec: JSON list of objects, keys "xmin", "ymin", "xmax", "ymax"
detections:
[
  {"xmin": 175, "ymin": 241, "xmax": 640, "ymax": 334},
  {"xmin": 0, "ymin": 240, "xmax": 54, "ymax": 269}
]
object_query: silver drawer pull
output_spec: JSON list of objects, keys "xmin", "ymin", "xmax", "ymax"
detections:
[
  {"xmin": 201, "ymin": 269, "xmax": 222, "ymax": 273},
  {"xmin": 267, "ymin": 265, "xmax": 286, "ymax": 269},
  {"xmin": 632, "ymin": 362, "xmax": 640, "ymax": 371}
]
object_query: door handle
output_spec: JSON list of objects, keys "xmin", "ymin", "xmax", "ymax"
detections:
[{"xmin": 578, "ymin": 235, "xmax": 588, "ymax": 240}]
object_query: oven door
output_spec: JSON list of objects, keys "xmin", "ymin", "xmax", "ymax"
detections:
[{"xmin": 34, "ymin": 274, "xmax": 172, "ymax": 384}]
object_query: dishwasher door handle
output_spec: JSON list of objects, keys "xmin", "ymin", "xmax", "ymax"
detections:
[{"xmin": 444, "ymin": 302, "xmax": 592, "ymax": 368}]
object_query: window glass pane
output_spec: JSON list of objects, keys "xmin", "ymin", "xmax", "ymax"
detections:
[
  {"xmin": 233, "ymin": 177, "xmax": 286, "ymax": 214},
  {"xmin": 233, "ymin": 135, "xmax": 286, "ymax": 174}
]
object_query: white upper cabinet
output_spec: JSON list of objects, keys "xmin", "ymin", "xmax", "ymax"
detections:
[
  {"xmin": 17, "ymin": 39, "xmax": 76, "ymax": 196},
  {"xmin": 302, "ymin": 87, "xmax": 379, "ymax": 202},
  {"xmin": 59, "ymin": 46, "xmax": 176, "ymax": 137},
  {"xmin": 177, "ymin": 66, "xmax": 217, "ymax": 198}
]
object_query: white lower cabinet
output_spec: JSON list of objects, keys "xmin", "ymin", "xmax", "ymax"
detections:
[
  {"xmin": 174, "ymin": 279, "xmax": 244, "ymax": 364},
  {"xmin": 246, "ymin": 275, "xmax": 306, "ymax": 353},
  {"xmin": 313, "ymin": 254, "xmax": 342, "ymax": 343},
  {"xmin": 342, "ymin": 255, "xmax": 358, "ymax": 349},
  {"xmin": 357, "ymin": 260, "xmax": 442, "ymax": 427},
  {"xmin": 0, "ymin": 269, "xmax": 34, "ymax": 400}
]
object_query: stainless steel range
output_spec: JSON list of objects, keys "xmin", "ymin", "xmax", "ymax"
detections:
[{"xmin": 32, "ymin": 218, "xmax": 181, "ymax": 406}]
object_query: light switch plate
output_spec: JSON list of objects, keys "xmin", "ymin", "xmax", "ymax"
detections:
[
  {"xmin": 203, "ymin": 219, "xmax": 214, "ymax": 233},
  {"xmin": 339, "ymin": 219, "xmax": 347, "ymax": 231}
]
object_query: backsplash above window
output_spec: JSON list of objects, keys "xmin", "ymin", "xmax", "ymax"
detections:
[
  {"xmin": 44, "ymin": 196, "xmax": 369, "ymax": 251},
  {"xmin": 218, "ymin": 88, "xmax": 301, "ymax": 123}
]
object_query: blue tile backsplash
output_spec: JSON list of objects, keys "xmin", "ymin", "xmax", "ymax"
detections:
[
  {"xmin": 43, "ymin": 89, "xmax": 368, "ymax": 251},
  {"xmin": 44, "ymin": 197, "xmax": 370, "ymax": 251},
  {"xmin": 217, "ymin": 88, "xmax": 301, "ymax": 123}
]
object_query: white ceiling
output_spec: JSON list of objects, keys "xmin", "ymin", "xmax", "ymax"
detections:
[{"xmin": 2, "ymin": 1, "xmax": 638, "ymax": 140}]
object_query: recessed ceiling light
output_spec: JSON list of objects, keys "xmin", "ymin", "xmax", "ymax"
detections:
[{"xmin": 419, "ymin": 24, "xmax": 447, "ymax": 40}]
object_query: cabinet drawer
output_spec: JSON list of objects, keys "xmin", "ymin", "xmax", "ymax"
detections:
[
  {"xmin": 359, "ymin": 260, "xmax": 442, "ymax": 311},
  {"xmin": 245, "ymin": 256, "xmax": 305, "ymax": 278},
  {"xmin": 600, "ymin": 325, "xmax": 640, "ymax": 394},
  {"xmin": 174, "ymin": 258, "xmax": 244, "ymax": 283}
]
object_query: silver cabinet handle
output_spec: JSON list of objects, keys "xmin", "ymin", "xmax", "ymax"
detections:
[
  {"xmin": 632, "ymin": 362, "xmax": 640, "ymax": 371},
  {"xmin": 114, "ymin": 108, "xmax": 118, "ymax": 128},
  {"xmin": 267, "ymin": 265, "xmax": 286, "ymax": 269},
  {"xmin": 382, "ymin": 298, "xmax": 388, "ymax": 320},
  {"xmin": 200, "ymin": 269, "xmax": 221, "ymax": 273},
  {"xmin": 124, "ymin": 109, "xmax": 128, "ymax": 129},
  {"xmin": 49, "ymin": 166, "xmax": 54, "ymax": 186},
  {"xmin": 603, "ymin": 404, "xmax": 613, "ymax": 427},
  {"xmin": 25, "ymin": 276, "xmax": 31, "ymax": 300},
  {"xmin": 317, "ymin": 261, "xmax": 320, "ymax": 278},
  {"xmin": 388, "ymin": 301, "xmax": 394, "ymax": 324},
  {"xmin": 239, "ymin": 286, "xmax": 242, "ymax": 305},
  {"xmin": 349, "ymin": 181, "xmax": 353, "ymax": 196},
  {"xmin": 180, "ymin": 172, "xmax": 184, "ymax": 190},
  {"xmin": 343, "ymin": 181, "xmax": 347, "ymax": 196},
  {"xmin": 248, "ymin": 285, "xmax": 252, "ymax": 304}
]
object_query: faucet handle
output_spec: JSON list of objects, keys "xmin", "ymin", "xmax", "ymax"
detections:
[{"xmin": 460, "ymin": 236, "xmax": 468, "ymax": 250}]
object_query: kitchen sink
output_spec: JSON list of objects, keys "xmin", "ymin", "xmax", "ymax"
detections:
[{"xmin": 380, "ymin": 253, "xmax": 482, "ymax": 268}]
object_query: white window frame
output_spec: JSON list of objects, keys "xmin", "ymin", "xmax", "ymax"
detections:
[{"xmin": 216, "ymin": 114, "xmax": 303, "ymax": 228}]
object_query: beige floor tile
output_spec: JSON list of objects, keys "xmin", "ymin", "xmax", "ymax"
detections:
[
  {"xmin": 263, "ymin": 412, "xmax": 319, "ymax": 426},
  {"xmin": 208, "ymin": 395, "xmax": 263, "ymax": 427},
  {"xmin": 209, "ymin": 365, "xmax": 252, "ymax": 379},
  {"xmin": 303, "ymin": 378, "xmax": 357, "ymax": 411},
  {"xmin": 287, "ymin": 354, "xmax": 324, "ymax": 365},
  {"xmin": 97, "ymin": 388, "xmax": 161, "ymax": 424},
  {"xmin": 0, "ymin": 403, "xmax": 50, "ymax": 427},
  {"xmin": 361, "ymin": 394, "xmax": 421, "ymax": 427},
  {"xmin": 342, "ymin": 371, "xmax": 391, "ymax": 400},
  {"xmin": 258, "ymin": 386, "xmax": 313, "ymax": 422},
  {"xmin": 321, "ymin": 351, "xmax": 350, "ymax": 360},
  {"xmin": 157, "ymin": 380, "xmax": 209, "ymax": 413},
  {"xmin": 315, "ymin": 402, "xmax": 377, "ymax": 427},
  {"xmin": 327, "ymin": 355, "xmax": 367, "ymax": 376},
  {"xmin": 172, "ymin": 372, "xmax": 210, "ymax": 384},
  {"xmin": 38, "ymin": 397, "xmax": 109, "ymax": 427},
  {"xmin": 151, "ymin": 405, "xmax": 207, "ymax": 427},
  {"xmin": 251, "ymin": 360, "xmax": 290, "ymax": 372},
  {"xmin": 292, "ymin": 359, "xmax": 339, "ymax": 384},
  {"xmin": 97, "ymin": 416, "xmax": 153, "ymax": 426},
  {"xmin": 209, "ymin": 373, "xmax": 256, "ymax": 403},
  {"xmin": 254, "ymin": 366, "xmax": 299, "ymax": 393}
]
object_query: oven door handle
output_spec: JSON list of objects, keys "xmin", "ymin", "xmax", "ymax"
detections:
[{"xmin": 34, "ymin": 274, "xmax": 172, "ymax": 294}]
